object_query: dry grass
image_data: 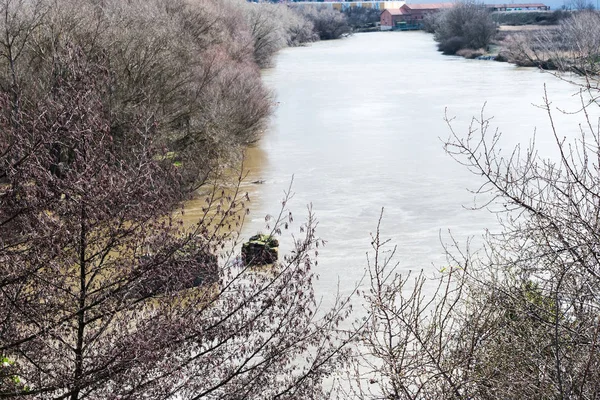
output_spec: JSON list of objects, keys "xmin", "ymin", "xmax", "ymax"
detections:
[
  {"xmin": 456, "ymin": 47, "xmax": 486, "ymax": 58},
  {"xmin": 498, "ymin": 24, "xmax": 559, "ymax": 31}
]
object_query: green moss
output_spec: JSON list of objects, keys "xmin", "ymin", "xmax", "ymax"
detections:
[
  {"xmin": 246, "ymin": 234, "xmax": 279, "ymax": 248},
  {"xmin": 242, "ymin": 234, "xmax": 279, "ymax": 265}
]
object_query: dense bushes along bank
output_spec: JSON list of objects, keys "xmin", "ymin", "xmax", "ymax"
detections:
[
  {"xmin": 423, "ymin": 2, "xmax": 600, "ymax": 76},
  {"xmin": 0, "ymin": 0, "xmax": 353, "ymax": 183},
  {"xmin": 0, "ymin": 0, "xmax": 357, "ymax": 398},
  {"xmin": 497, "ymin": 10, "xmax": 600, "ymax": 74}
]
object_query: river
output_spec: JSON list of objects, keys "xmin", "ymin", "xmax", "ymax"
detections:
[{"xmin": 188, "ymin": 31, "xmax": 597, "ymax": 306}]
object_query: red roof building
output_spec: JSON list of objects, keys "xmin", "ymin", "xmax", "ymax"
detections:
[
  {"xmin": 402, "ymin": 2, "xmax": 454, "ymax": 10},
  {"xmin": 380, "ymin": 3, "xmax": 452, "ymax": 30},
  {"xmin": 381, "ymin": 2, "xmax": 549, "ymax": 30}
]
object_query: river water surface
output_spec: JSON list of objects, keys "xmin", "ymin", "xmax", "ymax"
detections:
[{"xmin": 189, "ymin": 31, "xmax": 598, "ymax": 305}]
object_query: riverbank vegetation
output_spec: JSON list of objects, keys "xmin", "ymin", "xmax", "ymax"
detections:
[
  {"xmin": 250, "ymin": 3, "xmax": 352, "ymax": 67},
  {"xmin": 497, "ymin": 10, "xmax": 600, "ymax": 74},
  {"xmin": 344, "ymin": 73, "xmax": 600, "ymax": 400},
  {"xmin": 491, "ymin": 9, "xmax": 568, "ymax": 25},
  {"xmin": 5, "ymin": 0, "xmax": 600, "ymax": 398},
  {"xmin": 343, "ymin": 7, "xmax": 382, "ymax": 32},
  {"xmin": 425, "ymin": 2, "xmax": 600, "ymax": 75},
  {"xmin": 297, "ymin": 6, "xmax": 352, "ymax": 40},
  {"xmin": 425, "ymin": 2, "xmax": 497, "ymax": 56},
  {"xmin": 0, "ymin": 0, "xmax": 356, "ymax": 398}
]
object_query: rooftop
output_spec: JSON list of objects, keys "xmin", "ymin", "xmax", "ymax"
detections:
[
  {"xmin": 402, "ymin": 3, "xmax": 454, "ymax": 10},
  {"xmin": 385, "ymin": 8, "xmax": 409, "ymax": 14}
]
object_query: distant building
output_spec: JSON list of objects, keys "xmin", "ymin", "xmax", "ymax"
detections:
[
  {"xmin": 292, "ymin": 1, "xmax": 405, "ymax": 11},
  {"xmin": 380, "ymin": 3, "xmax": 452, "ymax": 30},
  {"xmin": 381, "ymin": 2, "xmax": 549, "ymax": 30},
  {"xmin": 380, "ymin": 8, "xmax": 408, "ymax": 30}
]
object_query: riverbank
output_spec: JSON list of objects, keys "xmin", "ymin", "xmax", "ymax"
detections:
[
  {"xmin": 492, "ymin": 24, "xmax": 561, "ymax": 68},
  {"xmin": 410, "ymin": 6, "xmax": 599, "ymax": 75},
  {"xmin": 465, "ymin": 12, "xmax": 600, "ymax": 77},
  {"xmin": 439, "ymin": 25, "xmax": 559, "ymax": 64}
]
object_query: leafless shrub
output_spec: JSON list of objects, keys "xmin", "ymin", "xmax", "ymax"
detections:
[
  {"xmin": 298, "ymin": 6, "xmax": 351, "ymax": 41},
  {"xmin": 433, "ymin": 1, "xmax": 497, "ymax": 55},
  {"xmin": 0, "ymin": 1, "xmax": 357, "ymax": 398},
  {"xmin": 0, "ymin": 0, "xmax": 273, "ymax": 188},
  {"xmin": 556, "ymin": 10, "xmax": 600, "ymax": 73},
  {"xmin": 500, "ymin": 12, "xmax": 600, "ymax": 74},
  {"xmin": 498, "ymin": 29, "xmax": 562, "ymax": 68},
  {"xmin": 284, "ymin": 8, "xmax": 319, "ymax": 47},
  {"xmin": 342, "ymin": 7, "xmax": 381, "ymax": 31},
  {"xmin": 456, "ymin": 47, "xmax": 486, "ymax": 58}
]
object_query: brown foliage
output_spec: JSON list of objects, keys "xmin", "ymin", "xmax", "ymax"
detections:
[
  {"xmin": 298, "ymin": 7, "xmax": 351, "ymax": 41},
  {"xmin": 0, "ymin": 1, "xmax": 355, "ymax": 398},
  {"xmin": 0, "ymin": 0, "xmax": 273, "ymax": 188},
  {"xmin": 245, "ymin": 2, "xmax": 318, "ymax": 68},
  {"xmin": 499, "ymin": 11, "xmax": 600, "ymax": 74}
]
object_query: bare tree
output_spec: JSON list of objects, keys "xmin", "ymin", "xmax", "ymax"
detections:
[
  {"xmin": 0, "ymin": 0, "xmax": 274, "ymax": 188},
  {"xmin": 500, "ymin": 11, "xmax": 600, "ymax": 74},
  {"xmin": 244, "ymin": 3, "xmax": 317, "ymax": 68},
  {"xmin": 0, "ymin": 45, "xmax": 356, "ymax": 399},
  {"xmin": 440, "ymin": 88, "xmax": 600, "ymax": 398},
  {"xmin": 564, "ymin": 0, "xmax": 595, "ymax": 10},
  {"xmin": 342, "ymin": 212, "xmax": 495, "ymax": 400},
  {"xmin": 346, "ymin": 75, "xmax": 600, "ymax": 400},
  {"xmin": 0, "ymin": 1, "xmax": 358, "ymax": 398},
  {"xmin": 432, "ymin": 1, "xmax": 496, "ymax": 55}
]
